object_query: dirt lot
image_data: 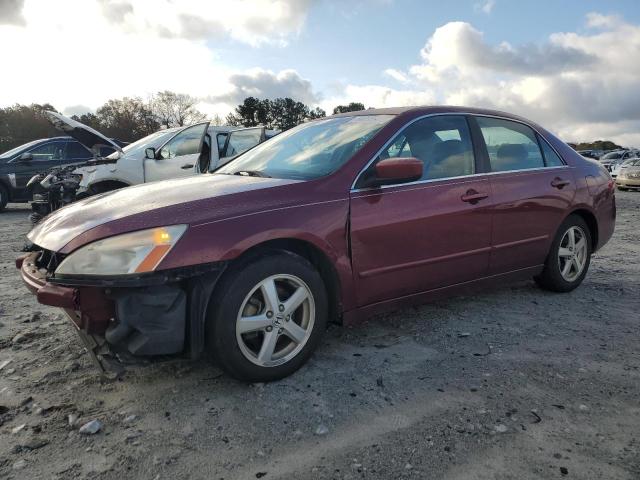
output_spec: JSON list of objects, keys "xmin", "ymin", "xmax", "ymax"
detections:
[{"xmin": 0, "ymin": 192, "xmax": 638, "ymax": 480}]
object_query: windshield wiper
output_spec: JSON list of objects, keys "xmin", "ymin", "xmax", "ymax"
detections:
[{"xmin": 233, "ymin": 170, "xmax": 271, "ymax": 178}]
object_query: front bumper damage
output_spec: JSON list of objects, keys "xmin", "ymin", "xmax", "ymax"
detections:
[{"xmin": 17, "ymin": 251, "xmax": 226, "ymax": 376}]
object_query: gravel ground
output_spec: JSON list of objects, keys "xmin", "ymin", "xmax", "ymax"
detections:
[{"xmin": 0, "ymin": 192, "xmax": 638, "ymax": 480}]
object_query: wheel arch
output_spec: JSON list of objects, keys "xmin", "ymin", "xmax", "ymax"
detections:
[
  {"xmin": 568, "ymin": 207, "xmax": 599, "ymax": 250},
  {"xmin": 231, "ymin": 237, "xmax": 344, "ymax": 324}
]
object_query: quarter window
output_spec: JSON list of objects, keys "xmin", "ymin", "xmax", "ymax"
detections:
[
  {"xmin": 374, "ymin": 115, "xmax": 475, "ymax": 181},
  {"xmin": 477, "ymin": 117, "xmax": 545, "ymax": 172},
  {"xmin": 538, "ymin": 136, "xmax": 564, "ymax": 167}
]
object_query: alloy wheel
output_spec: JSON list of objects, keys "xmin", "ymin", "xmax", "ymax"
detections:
[
  {"xmin": 235, "ymin": 274, "xmax": 315, "ymax": 367},
  {"xmin": 557, "ymin": 226, "xmax": 588, "ymax": 282}
]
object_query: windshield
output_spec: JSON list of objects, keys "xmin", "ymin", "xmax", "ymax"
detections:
[
  {"xmin": 106, "ymin": 129, "xmax": 178, "ymax": 159},
  {"xmin": 216, "ymin": 115, "xmax": 394, "ymax": 180},
  {"xmin": 0, "ymin": 139, "xmax": 42, "ymax": 159}
]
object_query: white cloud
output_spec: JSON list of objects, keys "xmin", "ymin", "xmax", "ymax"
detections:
[
  {"xmin": 0, "ymin": 0, "xmax": 26, "ymax": 25},
  {"xmin": 383, "ymin": 68, "xmax": 409, "ymax": 84},
  {"xmin": 0, "ymin": 0, "xmax": 315, "ymax": 118},
  {"xmin": 475, "ymin": 0, "xmax": 495, "ymax": 15},
  {"xmin": 96, "ymin": 0, "xmax": 314, "ymax": 47},
  {"xmin": 326, "ymin": 14, "xmax": 640, "ymax": 146}
]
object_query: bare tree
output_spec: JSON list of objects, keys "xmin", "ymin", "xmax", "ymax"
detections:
[
  {"xmin": 150, "ymin": 91, "xmax": 206, "ymax": 128},
  {"xmin": 210, "ymin": 113, "xmax": 224, "ymax": 126}
]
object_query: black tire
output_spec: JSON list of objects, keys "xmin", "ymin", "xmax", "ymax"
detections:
[
  {"xmin": 206, "ymin": 250, "xmax": 328, "ymax": 382},
  {"xmin": 535, "ymin": 215, "xmax": 592, "ymax": 293},
  {"xmin": 0, "ymin": 184, "xmax": 8, "ymax": 212},
  {"xmin": 617, "ymin": 186, "xmax": 628, "ymax": 191}
]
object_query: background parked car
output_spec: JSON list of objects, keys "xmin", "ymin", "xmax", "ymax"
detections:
[
  {"xmin": 616, "ymin": 158, "xmax": 640, "ymax": 190},
  {"xmin": 600, "ymin": 149, "xmax": 639, "ymax": 174},
  {"xmin": 577, "ymin": 149, "xmax": 601, "ymax": 159},
  {"xmin": 611, "ymin": 155, "xmax": 640, "ymax": 178},
  {"xmin": 0, "ymin": 136, "xmax": 118, "ymax": 211},
  {"xmin": 45, "ymin": 112, "xmax": 278, "ymax": 197}
]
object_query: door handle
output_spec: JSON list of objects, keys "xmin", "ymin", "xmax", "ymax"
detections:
[
  {"xmin": 550, "ymin": 177, "xmax": 570, "ymax": 189},
  {"xmin": 181, "ymin": 164, "xmax": 194, "ymax": 170},
  {"xmin": 461, "ymin": 189, "xmax": 489, "ymax": 204}
]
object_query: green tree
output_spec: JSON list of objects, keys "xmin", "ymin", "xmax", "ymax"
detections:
[
  {"xmin": 572, "ymin": 140, "xmax": 623, "ymax": 151},
  {"xmin": 0, "ymin": 103, "xmax": 59, "ymax": 153},
  {"xmin": 226, "ymin": 97, "xmax": 271, "ymax": 127},
  {"xmin": 226, "ymin": 97, "xmax": 326, "ymax": 131},
  {"xmin": 71, "ymin": 112, "xmax": 102, "ymax": 131},
  {"xmin": 332, "ymin": 102, "xmax": 365, "ymax": 114}
]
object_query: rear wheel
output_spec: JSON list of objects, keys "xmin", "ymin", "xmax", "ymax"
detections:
[
  {"xmin": 0, "ymin": 184, "xmax": 8, "ymax": 212},
  {"xmin": 206, "ymin": 251, "xmax": 328, "ymax": 382},
  {"xmin": 535, "ymin": 215, "xmax": 591, "ymax": 292},
  {"xmin": 617, "ymin": 186, "xmax": 628, "ymax": 191}
]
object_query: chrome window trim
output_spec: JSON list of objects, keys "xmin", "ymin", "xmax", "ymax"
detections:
[
  {"xmin": 350, "ymin": 165, "xmax": 571, "ymax": 194},
  {"xmin": 350, "ymin": 111, "xmax": 568, "ymax": 192}
]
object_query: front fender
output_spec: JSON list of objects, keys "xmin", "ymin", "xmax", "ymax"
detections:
[{"xmin": 157, "ymin": 198, "xmax": 356, "ymax": 311}]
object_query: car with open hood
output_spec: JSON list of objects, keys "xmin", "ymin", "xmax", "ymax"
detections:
[
  {"xmin": 18, "ymin": 106, "xmax": 616, "ymax": 382},
  {"xmin": 0, "ymin": 134, "xmax": 119, "ymax": 211},
  {"xmin": 46, "ymin": 111, "xmax": 278, "ymax": 197}
]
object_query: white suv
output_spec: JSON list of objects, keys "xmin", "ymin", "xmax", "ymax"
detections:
[{"xmin": 46, "ymin": 112, "xmax": 277, "ymax": 196}]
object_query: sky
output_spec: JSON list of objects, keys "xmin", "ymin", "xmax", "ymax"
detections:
[{"xmin": 1, "ymin": 0, "xmax": 640, "ymax": 145}]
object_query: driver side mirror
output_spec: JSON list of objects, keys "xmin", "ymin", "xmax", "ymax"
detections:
[
  {"xmin": 361, "ymin": 157, "xmax": 423, "ymax": 188},
  {"xmin": 145, "ymin": 147, "xmax": 156, "ymax": 160},
  {"xmin": 19, "ymin": 152, "xmax": 33, "ymax": 162}
]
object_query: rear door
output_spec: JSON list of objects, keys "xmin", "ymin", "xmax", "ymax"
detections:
[
  {"xmin": 472, "ymin": 116, "xmax": 575, "ymax": 275},
  {"xmin": 349, "ymin": 115, "xmax": 492, "ymax": 307},
  {"xmin": 144, "ymin": 122, "xmax": 209, "ymax": 182}
]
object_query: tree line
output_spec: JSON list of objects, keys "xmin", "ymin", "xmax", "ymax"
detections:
[{"xmin": 0, "ymin": 94, "xmax": 368, "ymax": 153}]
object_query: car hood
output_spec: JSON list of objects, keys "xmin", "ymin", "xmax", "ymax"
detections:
[
  {"xmin": 45, "ymin": 111, "xmax": 123, "ymax": 155},
  {"xmin": 28, "ymin": 174, "xmax": 301, "ymax": 252}
]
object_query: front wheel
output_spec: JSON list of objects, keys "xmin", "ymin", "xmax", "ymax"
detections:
[
  {"xmin": 535, "ymin": 215, "xmax": 592, "ymax": 292},
  {"xmin": 206, "ymin": 251, "xmax": 328, "ymax": 382}
]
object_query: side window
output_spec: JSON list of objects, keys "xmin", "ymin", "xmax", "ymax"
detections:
[
  {"xmin": 158, "ymin": 123, "xmax": 208, "ymax": 160},
  {"xmin": 477, "ymin": 117, "xmax": 545, "ymax": 172},
  {"xmin": 223, "ymin": 129, "xmax": 263, "ymax": 158},
  {"xmin": 216, "ymin": 133, "xmax": 228, "ymax": 156},
  {"xmin": 538, "ymin": 136, "xmax": 565, "ymax": 167},
  {"xmin": 376, "ymin": 115, "xmax": 475, "ymax": 181},
  {"xmin": 66, "ymin": 141, "xmax": 92, "ymax": 160},
  {"xmin": 28, "ymin": 141, "xmax": 66, "ymax": 161}
]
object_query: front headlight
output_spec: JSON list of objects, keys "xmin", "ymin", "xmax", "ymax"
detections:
[{"xmin": 56, "ymin": 225, "xmax": 187, "ymax": 276}]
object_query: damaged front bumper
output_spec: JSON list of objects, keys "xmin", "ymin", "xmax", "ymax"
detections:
[{"xmin": 17, "ymin": 251, "xmax": 226, "ymax": 375}]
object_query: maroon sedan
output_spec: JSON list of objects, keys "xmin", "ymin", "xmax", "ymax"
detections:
[{"xmin": 18, "ymin": 107, "xmax": 616, "ymax": 381}]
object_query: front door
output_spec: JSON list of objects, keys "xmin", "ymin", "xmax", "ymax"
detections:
[
  {"xmin": 11, "ymin": 140, "xmax": 68, "ymax": 200},
  {"xmin": 350, "ymin": 115, "xmax": 493, "ymax": 307},
  {"xmin": 144, "ymin": 122, "xmax": 209, "ymax": 183},
  {"xmin": 472, "ymin": 116, "xmax": 576, "ymax": 274}
]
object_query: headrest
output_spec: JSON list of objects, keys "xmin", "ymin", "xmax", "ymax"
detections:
[
  {"xmin": 497, "ymin": 143, "xmax": 527, "ymax": 162},
  {"xmin": 432, "ymin": 140, "xmax": 465, "ymax": 162}
]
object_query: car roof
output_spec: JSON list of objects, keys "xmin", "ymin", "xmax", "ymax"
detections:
[{"xmin": 329, "ymin": 105, "xmax": 535, "ymax": 124}]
